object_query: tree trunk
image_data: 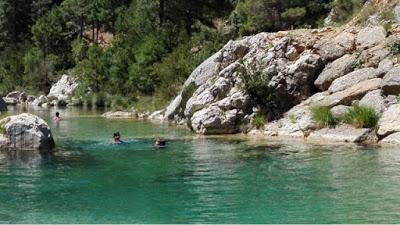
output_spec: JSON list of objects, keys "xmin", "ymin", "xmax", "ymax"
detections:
[
  {"xmin": 92, "ymin": 20, "xmax": 95, "ymax": 42},
  {"xmin": 159, "ymin": 0, "xmax": 165, "ymax": 25},
  {"xmin": 185, "ymin": 9, "xmax": 192, "ymax": 37},
  {"xmin": 96, "ymin": 21, "xmax": 100, "ymax": 42},
  {"xmin": 80, "ymin": 13, "xmax": 84, "ymax": 40}
]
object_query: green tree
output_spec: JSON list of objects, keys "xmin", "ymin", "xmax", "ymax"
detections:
[
  {"xmin": 0, "ymin": 0, "xmax": 33, "ymax": 49},
  {"xmin": 234, "ymin": 0, "xmax": 331, "ymax": 35}
]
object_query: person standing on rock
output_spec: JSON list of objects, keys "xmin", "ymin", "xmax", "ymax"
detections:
[{"xmin": 53, "ymin": 112, "xmax": 61, "ymax": 123}]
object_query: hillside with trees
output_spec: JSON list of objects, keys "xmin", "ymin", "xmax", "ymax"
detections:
[{"xmin": 0, "ymin": 0, "xmax": 366, "ymax": 110}]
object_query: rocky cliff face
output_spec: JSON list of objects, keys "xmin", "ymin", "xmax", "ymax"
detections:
[
  {"xmin": 153, "ymin": 3, "xmax": 400, "ymax": 144},
  {"xmin": 156, "ymin": 28, "xmax": 342, "ymax": 134}
]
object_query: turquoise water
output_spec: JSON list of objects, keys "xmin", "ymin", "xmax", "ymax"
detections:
[{"xmin": 1, "ymin": 107, "xmax": 400, "ymax": 223}]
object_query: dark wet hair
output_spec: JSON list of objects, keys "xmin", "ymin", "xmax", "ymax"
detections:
[
  {"xmin": 113, "ymin": 132, "xmax": 120, "ymax": 138},
  {"xmin": 55, "ymin": 112, "xmax": 60, "ymax": 117}
]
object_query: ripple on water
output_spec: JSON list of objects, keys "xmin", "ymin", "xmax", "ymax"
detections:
[{"xmin": 2, "ymin": 107, "xmax": 400, "ymax": 223}]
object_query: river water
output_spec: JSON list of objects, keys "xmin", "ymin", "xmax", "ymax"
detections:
[{"xmin": 1, "ymin": 106, "xmax": 400, "ymax": 223}]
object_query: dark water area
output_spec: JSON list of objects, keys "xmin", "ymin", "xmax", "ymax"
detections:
[{"xmin": 1, "ymin": 106, "xmax": 400, "ymax": 223}]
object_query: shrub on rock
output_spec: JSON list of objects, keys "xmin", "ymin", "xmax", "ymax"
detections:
[
  {"xmin": 342, "ymin": 104, "xmax": 379, "ymax": 129},
  {"xmin": 311, "ymin": 105, "xmax": 336, "ymax": 129}
]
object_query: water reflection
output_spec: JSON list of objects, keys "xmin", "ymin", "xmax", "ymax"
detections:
[{"xmin": 0, "ymin": 150, "xmax": 51, "ymax": 166}]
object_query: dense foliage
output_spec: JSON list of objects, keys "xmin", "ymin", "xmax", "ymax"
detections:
[{"xmin": 0, "ymin": 0, "xmax": 363, "ymax": 110}]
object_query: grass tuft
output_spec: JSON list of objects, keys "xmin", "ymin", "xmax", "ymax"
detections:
[
  {"xmin": 252, "ymin": 114, "xmax": 266, "ymax": 130},
  {"xmin": 311, "ymin": 105, "xmax": 336, "ymax": 129},
  {"xmin": 342, "ymin": 104, "xmax": 379, "ymax": 128}
]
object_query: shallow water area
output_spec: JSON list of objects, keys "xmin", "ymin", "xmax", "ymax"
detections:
[{"xmin": 1, "ymin": 106, "xmax": 400, "ymax": 223}]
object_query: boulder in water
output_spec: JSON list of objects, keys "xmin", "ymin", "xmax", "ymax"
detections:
[
  {"xmin": 0, "ymin": 113, "xmax": 55, "ymax": 151},
  {"xmin": 3, "ymin": 97, "xmax": 18, "ymax": 105},
  {"xmin": 102, "ymin": 111, "xmax": 138, "ymax": 118},
  {"xmin": 308, "ymin": 125, "xmax": 377, "ymax": 143},
  {"xmin": 31, "ymin": 95, "xmax": 48, "ymax": 106}
]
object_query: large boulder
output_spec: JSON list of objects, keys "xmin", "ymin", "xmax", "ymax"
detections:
[
  {"xmin": 359, "ymin": 89, "xmax": 386, "ymax": 113},
  {"xmin": 264, "ymin": 102, "xmax": 316, "ymax": 139},
  {"xmin": 0, "ymin": 113, "xmax": 55, "ymax": 151},
  {"xmin": 318, "ymin": 78, "xmax": 382, "ymax": 107},
  {"xmin": 362, "ymin": 45, "xmax": 391, "ymax": 67},
  {"xmin": 5, "ymin": 91, "xmax": 26, "ymax": 103},
  {"xmin": 381, "ymin": 66, "xmax": 400, "ymax": 95},
  {"xmin": 307, "ymin": 125, "xmax": 377, "ymax": 143},
  {"xmin": 378, "ymin": 58, "xmax": 394, "ymax": 73},
  {"xmin": 189, "ymin": 91, "xmax": 251, "ymax": 134},
  {"xmin": 380, "ymin": 132, "xmax": 400, "ymax": 145},
  {"xmin": 316, "ymin": 32, "xmax": 356, "ymax": 61},
  {"xmin": 328, "ymin": 68, "xmax": 381, "ymax": 93},
  {"xmin": 3, "ymin": 97, "xmax": 18, "ymax": 105},
  {"xmin": 6, "ymin": 91, "xmax": 21, "ymax": 99},
  {"xmin": 314, "ymin": 54, "xmax": 356, "ymax": 91},
  {"xmin": 283, "ymin": 52, "xmax": 324, "ymax": 100},
  {"xmin": 356, "ymin": 26, "xmax": 386, "ymax": 49},
  {"xmin": 190, "ymin": 105, "xmax": 246, "ymax": 134},
  {"xmin": 377, "ymin": 104, "xmax": 400, "ymax": 136},
  {"xmin": 47, "ymin": 75, "xmax": 79, "ymax": 101},
  {"xmin": 31, "ymin": 95, "xmax": 48, "ymax": 106},
  {"xmin": 184, "ymin": 76, "xmax": 232, "ymax": 118}
]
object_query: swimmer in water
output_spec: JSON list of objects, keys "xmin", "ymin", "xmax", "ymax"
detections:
[
  {"xmin": 154, "ymin": 137, "xmax": 166, "ymax": 148},
  {"xmin": 53, "ymin": 112, "xmax": 61, "ymax": 123},
  {"xmin": 113, "ymin": 132, "xmax": 123, "ymax": 144}
]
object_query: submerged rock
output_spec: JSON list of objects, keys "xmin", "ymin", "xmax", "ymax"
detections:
[
  {"xmin": 0, "ymin": 113, "xmax": 55, "ymax": 151},
  {"xmin": 307, "ymin": 125, "xmax": 377, "ymax": 143},
  {"xmin": 102, "ymin": 111, "xmax": 138, "ymax": 119}
]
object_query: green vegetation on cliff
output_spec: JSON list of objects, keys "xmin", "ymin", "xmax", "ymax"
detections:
[{"xmin": 0, "ymin": 0, "xmax": 366, "ymax": 110}]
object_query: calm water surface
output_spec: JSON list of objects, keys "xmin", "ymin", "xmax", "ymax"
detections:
[{"xmin": 1, "ymin": 106, "xmax": 400, "ymax": 223}]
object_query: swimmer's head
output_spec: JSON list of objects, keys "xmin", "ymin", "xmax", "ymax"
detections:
[{"xmin": 113, "ymin": 132, "xmax": 121, "ymax": 141}]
